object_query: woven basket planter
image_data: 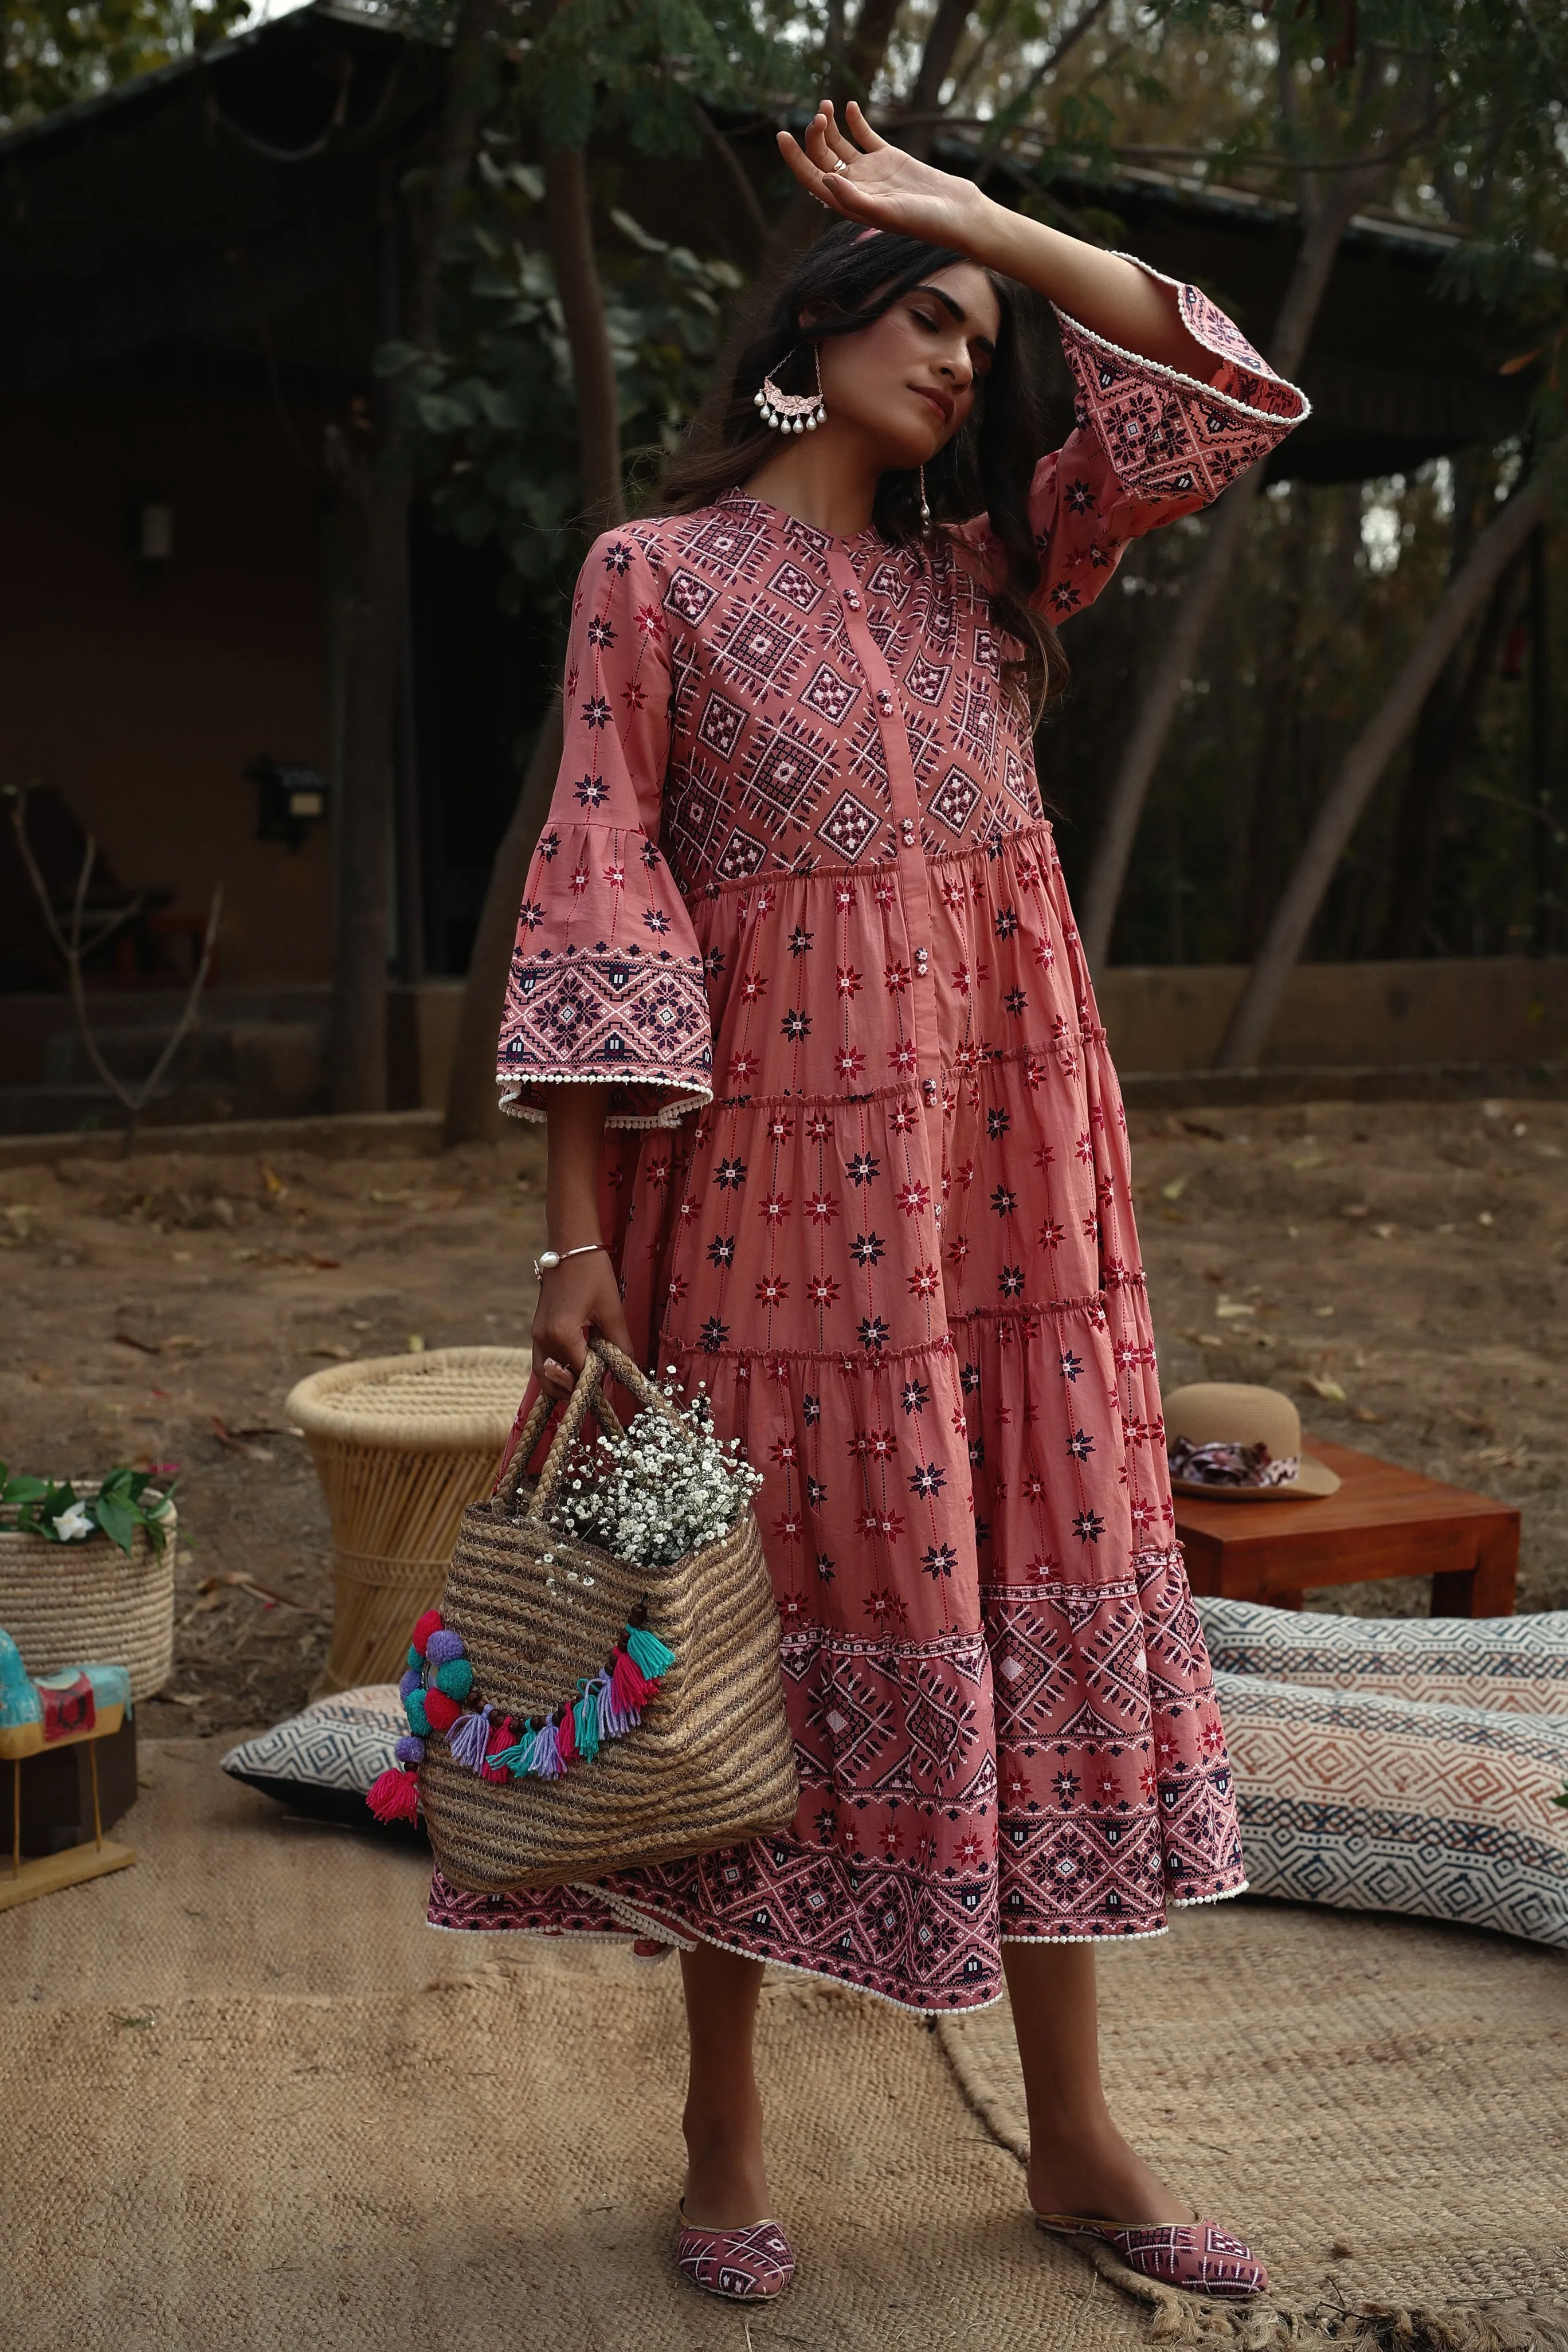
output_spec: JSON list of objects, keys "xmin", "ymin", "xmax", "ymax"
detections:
[
  {"xmin": 287, "ymin": 1347, "xmax": 531, "ymax": 1698},
  {"xmin": 0, "ymin": 1514, "xmax": 177, "ymax": 1700}
]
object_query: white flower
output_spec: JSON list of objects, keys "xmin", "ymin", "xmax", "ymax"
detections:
[{"xmin": 53, "ymin": 1501, "xmax": 95, "ymax": 1542}]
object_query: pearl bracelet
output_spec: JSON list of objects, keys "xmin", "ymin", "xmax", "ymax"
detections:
[{"xmin": 532, "ymin": 1241, "xmax": 610, "ymax": 1280}]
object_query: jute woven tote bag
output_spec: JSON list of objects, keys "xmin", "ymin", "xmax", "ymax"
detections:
[{"xmin": 412, "ymin": 1338, "xmax": 799, "ymax": 1894}]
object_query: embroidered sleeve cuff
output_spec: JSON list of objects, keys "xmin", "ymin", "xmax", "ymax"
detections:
[
  {"xmin": 1054, "ymin": 257, "xmax": 1310, "ymax": 505},
  {"xmin": 497, "ymin": 939, "xmax": 714, "ymax": 1131}
]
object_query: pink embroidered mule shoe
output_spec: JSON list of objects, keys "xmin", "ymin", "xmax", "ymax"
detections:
[
  {"xmin": 675, "ymin": 2201, "xmax": 797, "ymax": 2301},
  {"xmin": 1034, "ymin": 2211, "xmax": 1268, "ymax": 2300}
]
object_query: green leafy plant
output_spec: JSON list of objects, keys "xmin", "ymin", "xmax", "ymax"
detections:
[{"xmin": 0, "ymin": 1462, "xmax": 177, "ymax": 1557}]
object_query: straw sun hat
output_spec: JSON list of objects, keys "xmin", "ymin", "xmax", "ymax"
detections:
[{"xmin": 1165, "ymin": 1382, "xmax": 1340, "ymax": 1502}]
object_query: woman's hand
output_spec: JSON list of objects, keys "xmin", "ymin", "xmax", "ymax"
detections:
[
  {"xmin": 531, "ymin": 1250, "xmax": 636, "ymax": 1401},
  {"xmin": 777, "ymin": 100, "xmax": 990, "ymax": 253}
]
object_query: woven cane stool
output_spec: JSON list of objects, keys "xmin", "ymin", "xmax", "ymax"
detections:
[{"xmin": 286, "ymin": 1349, "xmax": 531, "ymax": 1697}]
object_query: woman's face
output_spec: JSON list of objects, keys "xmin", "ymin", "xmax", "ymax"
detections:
[{"xmin": 812, "ymin": 262, "xmax": 1000, "ymax": 470}]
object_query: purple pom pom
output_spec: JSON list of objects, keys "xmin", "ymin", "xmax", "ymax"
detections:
[
  {"xmin": 398, "ymin": 1667, "xmax": 421, "ymax": 1700},
  {"xmin": 394, "ymin": 1734, "xmax": 426, "ymax": 1766},
  {"xmin": 426, "ymin": 1629, "xmax": 467, "ymax": 1666}
]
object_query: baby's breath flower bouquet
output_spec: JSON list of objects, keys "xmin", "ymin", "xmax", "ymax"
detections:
[{"xmin": 546, "ymin": 1367, "xmax": 763, "ymax": 1568}]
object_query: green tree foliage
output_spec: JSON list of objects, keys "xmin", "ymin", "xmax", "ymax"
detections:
[
  {"xmin": 1, "ymin": 0, "xmax": 247, "ymax": 132},
  {"xmin": 377, "ymin": 159, "xmax": 743, "ymax": 617}
]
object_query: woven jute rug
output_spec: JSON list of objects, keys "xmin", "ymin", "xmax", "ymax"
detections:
[
  {"xmin": 939, "ymin": 1899, "xmax": 1568, "ymax": 2349},
  {"xmin": 4, "ymin": 1747, "xmax": 1564, "ymax": 2352},
  {"xmin": 0, "ymin": 1743, "xmax": 1143, "ymax": 2352}
]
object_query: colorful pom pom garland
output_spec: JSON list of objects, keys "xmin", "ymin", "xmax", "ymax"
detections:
[{"xmin": 364, "ymin": 1601, "xmax": 676, "ymax": 1826}]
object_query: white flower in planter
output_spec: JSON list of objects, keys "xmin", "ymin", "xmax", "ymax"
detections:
[{"xmin": 52, "ymin": 1500, "xmax": 95, "ymax": 1542}]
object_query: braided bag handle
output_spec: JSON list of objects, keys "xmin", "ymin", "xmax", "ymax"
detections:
[{"xmin": 495, "ymin": 1338, "xmax": 695, "ymax": 1529}]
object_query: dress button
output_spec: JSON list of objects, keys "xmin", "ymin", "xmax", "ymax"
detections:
[
  {"xmin": 923, "ymin": 1076, "xmax": 939, "ymax": 1103},
  {"xmin": 844, "ymin": 591, "xmax": 861, "ymax": 610},
  {"xmin": 900, "ymin": 817, "xmax": 916, "ymax": 844},
  {"xmin": 913, "ymin": 947, "xmax": 929, "ymax": 973}
]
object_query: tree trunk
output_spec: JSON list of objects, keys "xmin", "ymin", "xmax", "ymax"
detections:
[
  {"xmin": 1214, "ymin": 456, "xmax": 1558, "ymax": 1069},
  {"xmin": 1380, "ymin": 547, "xmax": 1523, "ymax": 958},
  {"xmin": 441, "ymin": 700, "xmax": 565, "ymax": 1146},
  {"xmin": 902, "ymin": 0, "xmax": 973, "ymax": 151},
  {"xmin": 1235, "ymin": 491, "xmax": 1312, "ymax": 953},
  {"xmin": 327, "ymin": 179, "xmax": 407, "ymax": 1115},
  {"xmin": 545, "ymin": 144, "xmax": 624, "ymax": 533},
  {"xmin": 327, "ymin": 0, "xmax": 499, "ymax": 1112},
  {"xmin": 441, "ymin": 145, "xmax": 630, "ymax": 1146},
  {"xmin": 1076, "ymin": 165, "xmax": 1383, "ymax": 975}
]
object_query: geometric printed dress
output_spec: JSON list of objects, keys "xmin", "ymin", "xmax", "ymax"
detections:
[{"xmin": 428, "ymin": 258, "xmax": 1308, "ymax": 2012}]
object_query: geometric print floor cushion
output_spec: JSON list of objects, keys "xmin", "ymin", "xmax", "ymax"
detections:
[
  {"xmin": 221, "ymin": 1684, "xmax": 425, "ymax": 1840},
  {"xmin": 1214, "ymin": 1670, "xmax": 1568, "ymax": 1949},
  {"xmin": 1200, "ymin": 1597, "xmax": 1568, "ymax": 1716}
]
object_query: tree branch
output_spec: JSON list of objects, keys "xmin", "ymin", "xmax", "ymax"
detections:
[
  {"xmin": 7, "ymin": 788, "xmax": 221, "ymax": 1145},
  {"xmin": 544, "ymin": 143, "xmax": 625, "ymax": 534},
  {"xmin": 695, "ymin": 103, "xmax": 769, "ymax": 242}
]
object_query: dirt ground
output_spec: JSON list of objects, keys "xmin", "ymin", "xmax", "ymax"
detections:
[{"xmin": 1, "ymin": 1094, "xmax": 1563, "ymax": 1743}]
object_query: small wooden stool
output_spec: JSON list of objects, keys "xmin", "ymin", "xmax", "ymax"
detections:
[
  {"xmin": 1176, "ymin": 1440, "xmax": 1519, "ymax": 1617},
  {"xmin": 287, "ymin": 1347, "xmax": 532, "ymax": 1695}
]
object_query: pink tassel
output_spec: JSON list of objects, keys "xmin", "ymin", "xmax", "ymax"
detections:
[
  {"xmin": 481, "ymin": 1715, "xmax": 514, "ymax": 1785},
  {"xmin": 366, "ymin": 1766, "xmax": 420, "ymax": 1824},
  {"xmin": 610, "ymin": 1647, "xmax": 653, "ymax": 1718}
]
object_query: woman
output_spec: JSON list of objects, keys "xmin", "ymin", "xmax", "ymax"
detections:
[{"xmin": 430, "ymin": 101, "xmax": 1307, "ymax": 2305}]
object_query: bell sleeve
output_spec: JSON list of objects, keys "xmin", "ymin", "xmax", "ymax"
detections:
[
  {"xmin": 956, "ymin": 256, "xmax": 1310, "ymax": 624},
  {"xmin": 497, "ymin": 529, "xmax": 714, "ymax": 1131}
]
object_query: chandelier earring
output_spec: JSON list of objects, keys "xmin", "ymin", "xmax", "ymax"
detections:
[
  {"xmin": 918, "ymin": 464, "xmax": 932, "ymax": 533},
  {"xmin": 755, "ymin": 342, "xmax": 826, "ymax": 434}
]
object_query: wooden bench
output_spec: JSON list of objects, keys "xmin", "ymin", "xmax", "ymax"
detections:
[{"xmin": 1175, "ymin": 1440, "xmax": 1519, "ymax": 1617}]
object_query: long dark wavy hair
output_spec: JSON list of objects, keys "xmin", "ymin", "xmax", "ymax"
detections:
[{"xmin": 658, "ymin": 221, "xmax": 1068, "ymax": 719}]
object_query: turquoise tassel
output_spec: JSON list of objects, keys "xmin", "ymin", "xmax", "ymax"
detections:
[
  {"xmin": 625, "ymin": 1624, "xmax": 675, "ymax": 1681},
  {"xmin": 488, "ymin": 1721, "xmax": 535, "ymax": 1777},
  {"xmin": 573, "ymin": 1682, "xmax": 602, "ymax": 1762}
]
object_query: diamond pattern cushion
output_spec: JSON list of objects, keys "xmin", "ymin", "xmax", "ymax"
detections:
[
  {"xmin": 1199, "ymin": 1598, "xmax": 1568, "ymax": 1717},
  {"xmin": 1216, "ymin": 1670, "xmax": 1568, "ymax": 1948},
  {"xmin": 221, "ymin": 1685, "xmax": 424, "ymax": 1839}
]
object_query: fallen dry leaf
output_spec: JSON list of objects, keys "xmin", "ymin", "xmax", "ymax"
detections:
[
  {"xmin": 1215, "ymin": 1299, "xmax": 1255, "ymax": 1319},
  {"xmin": 198, "ymin": 1570, "xmax": 326, "ymax": 1618},
  {"xmin": 306, "ymin": 1344, "xmax": 353, "ymax": 1361},
  {"xmin": 115, "ymin": 1330, "xmax": 162, "ymax": 1354},
  {"xmin": 209, "ymin": 1416, "xmax": 274, "ymax": 1462},
  {"xmin": 1303, "ymin": 1373, "xmax": 1347, "ymax": 1403},
  {"xmin": 1160, "ymin": 1178, "xmax": 1187, "ymax": 1202}
]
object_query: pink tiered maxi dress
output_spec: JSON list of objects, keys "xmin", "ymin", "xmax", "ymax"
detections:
[{"xmin": 427, "ymin": 264, "xmax": 1308, "ymax": 2012}]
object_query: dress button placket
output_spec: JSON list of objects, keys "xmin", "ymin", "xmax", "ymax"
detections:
[{"xmin": 825, "ymin": 547, "xmax": 943, "ymax": 1116}]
